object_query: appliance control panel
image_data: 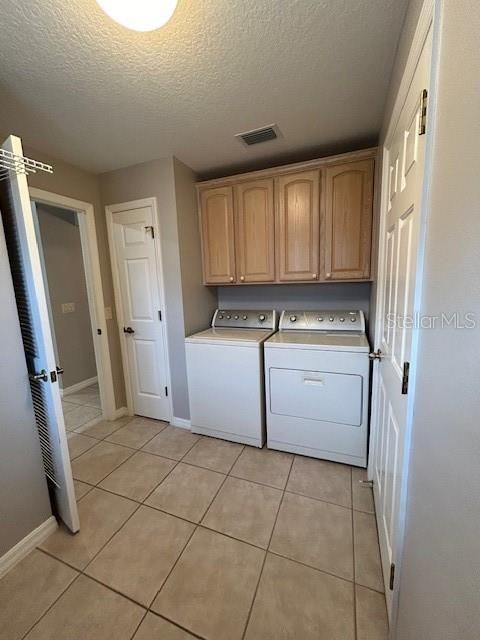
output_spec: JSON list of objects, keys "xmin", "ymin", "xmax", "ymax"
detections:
[
  {"xmin": 279, "ymin": 310, "xmax": 365, "ymax": 333},
  {"xmin": 212, "ymin": 309, "xmax": 277, "ymax": 330}
]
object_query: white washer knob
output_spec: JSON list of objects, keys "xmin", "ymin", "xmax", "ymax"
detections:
[
  {"xmin": 350, "ymin": 317, "xmax": 357, "ymax": 322},
  {"xmin": 290, "ymin": 315, "xmax": 297, "ymax": 322},
  {"xmin": 258, "ymin": 314, "xmax": 266, "ymax": 322},
  {"xmin": 242, "ymin": 315, "xmax": 248, "ymax": 320},
  {"xmin": 234, "ymin": 315, "xmax": 239, "ymax": 320},
  {"xmin": 340, "ymin": 317, "xmax": 345, "ymax": 322},
  {"xmin": 329, "ymin": 316, "xmax": 334, "ymax": 322},
  {"xmin": 317, "ymin": 317, "xmax": 324, "ymax": 322},
  {"xmin": 226, "ymin": 315, "xmax": 231, "ymax": 319}
]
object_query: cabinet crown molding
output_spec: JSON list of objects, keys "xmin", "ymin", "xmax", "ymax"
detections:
[{"xmin": 196, "ymin": 147, "xmax": 378, "ymax": 190}]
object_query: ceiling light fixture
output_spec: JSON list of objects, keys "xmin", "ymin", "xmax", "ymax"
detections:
[{"xmin": 96, "ymin": 0, "xmax": 178, "ymax": 32}]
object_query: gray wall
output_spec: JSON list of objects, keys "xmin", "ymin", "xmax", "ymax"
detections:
[
  {"xmin": 218, "ymin": 282, "xmax": 371, "ymax": 329},
  {"xmin": 100, "ymin": 157, "xmax": 206, "ymax": 421},
  {"xmin": 0, "ymin": 213, "xmax": 51, "ymax": 557},
  {"xmin": 36, "ymin": 204, "xmax": 97, "ymax": 389},
  {"xmin": 174, "ymin": 158, "xmax": 217, "ymax": 337},
  {"xmin": 394, "ymin": 1, "xmax": 480, "ymax": 638}
]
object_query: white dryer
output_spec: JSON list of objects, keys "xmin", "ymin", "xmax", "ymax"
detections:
[
  {"xmin": 264, "ymin": 310, "xmax": 370, "ymax": 467},
  {"xmin": 186, "ymin": 310, "xmax": 277, "ymax": 447}
]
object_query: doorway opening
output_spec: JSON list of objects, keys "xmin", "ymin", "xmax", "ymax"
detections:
[{"xmin": 30, "ymin": 188, "xmax": 116, "ymax": 428}]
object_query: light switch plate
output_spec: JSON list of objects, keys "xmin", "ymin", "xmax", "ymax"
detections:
[
  {"xmin": 61, "ymin": 302, "xmax": 75, "ymax": 314},
  {"xmin": 104, "ymin": 306, "xmax": 113, "ymax": 320}
]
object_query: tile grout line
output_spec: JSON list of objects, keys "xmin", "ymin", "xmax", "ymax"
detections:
[
  {"xmin": 20, "ymin": 571, "xmax": 83, "ymax": 640},
  {"xmin": 143, "ymin": 433, "xmax": 233, "ymax": 612},
  {"xmin": 71, "ymin": 422, "xmax": 171, "ymax": 487},
  {"xmin": 30, "ymin": 447, "xmax": 385, "ymax": 639},
  {"xmin": 75, "ymin": 444, "xmax": 385, "ymax": 594},
  {"xmin": 240, "ymin": 453, "xmax": 295, "ymax": 640}
]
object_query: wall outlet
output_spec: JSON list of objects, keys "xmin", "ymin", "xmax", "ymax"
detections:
[
  {"xmin": 61, "ymin": 302, "xmax": 75, "ymax": 314},
  {"xmin": 104, "ymin": 306, "xmax": 113, "ymax": 320}
]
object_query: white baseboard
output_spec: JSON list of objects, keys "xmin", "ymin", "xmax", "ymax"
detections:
[
  {"xmin": 171, "ymin": 417, "xmax": 191, "ymax": 430},
  {"xmin": 62, "ymin": 376, "xmax": 98, "ymax": 397},
  {"xmin": 0, "ymin": 516, "xmax": 58, "ymax": 579},
  {"xmin": 113, "ymin": 406, "xmax": 129, "ymax": 420}
]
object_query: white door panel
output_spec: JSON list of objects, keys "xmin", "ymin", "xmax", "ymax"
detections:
[
  {"xmin": 109, "ymin": 202, "xmax": 170, "ymax": 421},
  {"xmin": 369, "ymin": 28, "xmax": 432, "ymax": 617},
  {"xmin": 1, "ymin": 135, "xmax": 79, "ymax": 532}
]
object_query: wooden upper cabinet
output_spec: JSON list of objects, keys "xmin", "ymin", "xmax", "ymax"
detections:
[
  {"xmin": 323, "ymin": 159, "xmax": 374, "ymax": 280},
  {"xmin": 276, "ymin": 170, "xmax": 320, "ymax": 281},
  {"xmin": 235, "ymin": 179, "xmax": 275, "ymax": 283},
  {"xmin": 199, "ymin": 186, "xmax": 236, "ymax": 284}
]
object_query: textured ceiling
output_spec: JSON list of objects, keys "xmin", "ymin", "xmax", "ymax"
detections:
[{"xmin": 0, "ymin": 0, "xmax": 408, "ymax": 175}]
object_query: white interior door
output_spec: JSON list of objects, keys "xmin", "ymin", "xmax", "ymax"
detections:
[
  {"xmin": 1, "ymin": 135, "xmax": 79, "ymax": 532},
  {"xmin": 369, "ymin": 28, "xmax": 432, "ymax": 618},
  {"xmin": 108, "ymin": 200, "xmax": 170, "ymax": 421}
]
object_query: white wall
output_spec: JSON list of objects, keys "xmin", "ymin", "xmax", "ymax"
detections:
[{"xmin": 394, "ymin": 1, "xmax": 480, "ymax": 638}]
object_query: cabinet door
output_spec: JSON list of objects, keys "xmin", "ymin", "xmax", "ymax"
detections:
[
  {"xmin": 276, "ymin": 170, "xmax": 320, "ymax": 281},
  {"xmin": 323, "ymin": 159, "xmax": 374, "ymax": 280},
  {"xmin": 199, "ymin": 186, "xmax": 236, "ymax": 284},
  {"xmin": 235, "ymin": 179, "xmax": 275, "ymax": 283}
]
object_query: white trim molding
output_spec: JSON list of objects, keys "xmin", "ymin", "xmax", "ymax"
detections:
[
  {"xmin": 0, "ymin": 516, "xmax": 58, "ymax": 579},
  {"xmin": 29, "ymin": 187, "xmax": 117, "ymax": 421},
  {"xmin": 62, "ymin": 376, "xmax": 98, "ymax": 397},
  {"xmin": 114, "ymin": 406, "xmax": 129, "ymax": 420},
  {"xmin": 170, "ymin": 417, "xmax": 191, "ymax": 430}
]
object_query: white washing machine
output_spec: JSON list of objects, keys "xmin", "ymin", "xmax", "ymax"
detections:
[
  {"xmin": 265, "ymin": 310, "xmax": 370, "ymax": 467},
  {"xmin": 186, "ymin": 309, "xmax": 277, "ymax": 447}
]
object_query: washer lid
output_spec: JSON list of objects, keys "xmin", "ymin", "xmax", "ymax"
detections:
[
  {"xmin": 265, "ymin": 331, "xmax": 370, "ymax": 352},
  {"xmin": 185, "ymin": 327, "xmax": 276, "ymax": 347}
]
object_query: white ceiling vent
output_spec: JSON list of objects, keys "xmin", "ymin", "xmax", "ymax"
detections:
[{"xmin": 236, "ymin": 124, "xmax": 280, "ymax": 147}]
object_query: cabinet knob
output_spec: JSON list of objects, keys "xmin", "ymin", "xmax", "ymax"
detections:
[
  {"xmin": 229, "ymin": 276, "xmax": 234, "ymax": 282},
  {"xmin": 312, "ymin": 273, "xmax": 317, "ymax": 279},
  {"xmin": 240, "ymin": 275, "xmax": 245, "ymax": 282},
  {"xmin": 325, "ymin": 272, "xmax": 331, "ymax": 279}
]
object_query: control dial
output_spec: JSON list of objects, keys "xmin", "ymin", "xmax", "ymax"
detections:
[
  {"xmin": 329, "ymin": 316, "xmax": 335, "ymax": 322},
  {"xmin": 258, "ymin": 314, "xmax": 266, "ymax": 322},
  {"xmin": 290, "ymin": 315, "xmax": 297, "ymax": 323},
  {"xmin": 242, "ymin": 315, "xmax": 248, "ymax": 320}
]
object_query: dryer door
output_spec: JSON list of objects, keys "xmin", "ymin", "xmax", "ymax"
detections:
[{"xmin": 269, "ymin": 368, "xmax": 363, "ymax": 426}]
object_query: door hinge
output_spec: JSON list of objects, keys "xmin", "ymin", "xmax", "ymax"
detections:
[
  {"xmin": 97, "ymin": 328, "xmax": 102, "ymax": 335},
  {"xmin": 402, "ymin": 361, "xmax": 410, "ymax": 395},
  {"xmin": 389, "ymin": 563, "xmax": 396, "ymax": 590},
  {"xmin": 165, "ymin": 386, "xmax": 168, "ymax": 397},
  {"xmin": 158, "ymin": 310, "xmax": 162, "ymax": 321},
  {"xmin": 144, "ymin": 225, "xmax": 155, "ymax": 239},
  {"xmin": 50, "ymin": 370, "xmax": 57, "ymax": 383},
  {"xmin": 419, "ymin": 89, "xmax": 428, "ymax": 135}
]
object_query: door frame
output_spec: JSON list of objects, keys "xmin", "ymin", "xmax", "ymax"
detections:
[
  {"xmin": 368, "ymin": 0, "xmax": 439, "ymax": 631},
  {"xmin": 105, "ymin": 197, "xmax": 173, "ymax": 422},
  {"xmin": 29, "ymin": 187, "xmax": 117, "ymax": 421}
]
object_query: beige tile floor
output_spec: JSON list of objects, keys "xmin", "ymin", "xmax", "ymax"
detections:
[
  {"xmin": 1, "ymin": 420, "xmax": 388, "ymax": 640},
  {"xmin": 62, "ymin": 383, "xmax": 103, "ymax": 433}
]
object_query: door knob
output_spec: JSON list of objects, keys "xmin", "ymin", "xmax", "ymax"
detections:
[
  {"xmin": 56, "ymin": 366, "xmax": 64, "ymax": 375},
  {"xmin": 229, "ymin": 276, "xmax": 234, "ymax": 282},
  {"xmin": 123, "ymin": 327, "xmax": 135, "ymax": 334},
  {"xmin": 29, "ymin": 369, "xmax": 48, "ymax": 383}
]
